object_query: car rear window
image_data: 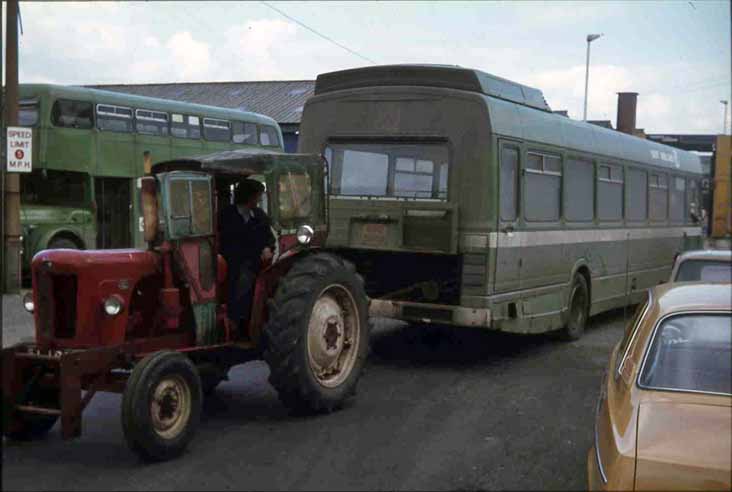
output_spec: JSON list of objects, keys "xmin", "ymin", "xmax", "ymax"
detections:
[
  {"xmin": 639, "ymin": 313, "xmax": 731, "ymax": 395},
  {"xmin": 675, "ymin": 260, "xmax": 732, "ymax": 282}
]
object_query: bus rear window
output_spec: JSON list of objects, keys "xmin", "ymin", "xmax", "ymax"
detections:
[
  {"xmin": 639, "ymin": 313, "xmax": 731, "ymax": 395},
  {"xmin": 327, "ymin": 142, "xmax": 449, "ymax": 200},
  {"xmin": 51, "ymin": 100, "xmax": 93, "ymax": 129},
  {"xmin": 21, "ymin": 170, "xmax": 89, "ymax": 208},
  {"xmin": 19, "ymin": 99, "xmax": 39, "ymax": 127}
]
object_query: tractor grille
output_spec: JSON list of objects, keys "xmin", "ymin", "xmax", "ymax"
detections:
[{"xmin": 36, "ymin": 272, "xmax": 77, "ymax": 339}]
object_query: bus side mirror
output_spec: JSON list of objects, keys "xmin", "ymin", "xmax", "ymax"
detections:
[{"xmin": 140, "ymin": 176, "xmax": 158, "ymax": 242}]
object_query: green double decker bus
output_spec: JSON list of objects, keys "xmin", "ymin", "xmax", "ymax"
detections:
[{"xmin": 16, "ymin": 84, "xmax": 283, "ymax": 276}]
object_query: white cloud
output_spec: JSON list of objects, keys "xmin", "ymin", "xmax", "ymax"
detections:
[
  {"xmin": 222, "ymin": 19, "xmax": 298, "ymax": 79},
  {"xmin": 166, "ymin": 31, "xmax": 212, "ymax": 80}
]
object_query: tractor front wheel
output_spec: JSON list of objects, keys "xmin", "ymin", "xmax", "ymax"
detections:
[
  {"xmin": 263, "ymin": 253, "xmax": 369, "ymax": 414},
  {"xmin": 121, "ymin": 351, "xmax": 202, "ymax": 462}
]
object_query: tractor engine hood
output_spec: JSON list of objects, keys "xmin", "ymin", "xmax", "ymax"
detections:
[{"xmin": 30, "ymin": 248, "xmax": 160, "ymax": 349}]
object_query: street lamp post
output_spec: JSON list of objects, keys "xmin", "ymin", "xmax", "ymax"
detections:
[
  {"xmin": 583, "ymin": 33, "xmax": 603, "ymax": 122},
  {"xmin": 722, "ymin": 100, "xmax": 729, "ymax": 135}
]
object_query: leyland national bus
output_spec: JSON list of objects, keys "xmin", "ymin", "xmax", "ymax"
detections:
[
  {"xmin": 298, "ymin": 64, "xmax": 705, "ymax": 340},
  {"xmin": 16, "ymin": 84, "xmax": 283, "ymax": 277}
]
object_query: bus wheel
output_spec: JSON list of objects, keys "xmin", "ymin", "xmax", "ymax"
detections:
[
  {"xmin": 559, "ymin": 274, "xmax": 590, "ymax": 341},
  {"xmin": 121, "ymin": 351, "xmax": 202, "ymax": 462},
  {"xmin": 47, "ymin": 237, "xmax": 79, "ymax": 250}
]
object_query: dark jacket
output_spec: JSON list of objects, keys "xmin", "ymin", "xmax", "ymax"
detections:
[{"xmin": 219, "ymin": 204, "xmax": 276, "ymax": 272}]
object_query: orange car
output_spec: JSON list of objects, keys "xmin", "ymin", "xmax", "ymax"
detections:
[{"xmin": 588, "ymin": 283, "xmax": 731, "ymax": 491}]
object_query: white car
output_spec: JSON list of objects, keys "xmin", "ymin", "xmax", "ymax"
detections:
[{"xmin": 670, "ymin": 249, "xmax": 731, "ymax": 283}]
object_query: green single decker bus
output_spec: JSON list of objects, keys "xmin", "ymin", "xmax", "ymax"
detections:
[
  {"xmin": 298, "ymin": 65, "xmax": 705, "ymax": 340},
  {"xmin": 17, "ymin": 84, "xmax": 283, "ymax": 277}
]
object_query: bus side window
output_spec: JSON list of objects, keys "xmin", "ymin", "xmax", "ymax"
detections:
[
  {"xmin": 136, "ymin": 109, "xmax": 169, "ymax": 136},
  {"xmin": 597, "ymin": 163, "xmax": 624, "ymax": 221},
  {"xmin": 232, "ymin": 121, "xmax": 258, "ymax": 145},
  {"xmin": 524, "ymin": 152, "xmax": 561, "ymax": 222},
  {"xmin": 259, "ymin": 126, "xmax": 280, "ymax": 147},
  {"xmin": 649, "ymin": 172, "xmax": 668, "ymax": 221},
  {"xmin": 564, "ymin": 157, "xmax": 594, "ymax": 222},
  {"xmin": 669, "ymin": 176, "xmax": 686, "ymax": 223},
  {"xmin": 203, "ymin": 118, "xmax": 231, "ymax": 142},
  {"xmin": 627, "ymin": 168, "xmax": 648, "ymax": 222},
  {"xmin": 500, "ymin": 145, "xmax": 519, "ymax": 222},
  {"xmin": 97, "ymin": 104, "xmax": 133, "ymax": 133},
  {"xmin": 52, "ymin": 100, "xmax": 93, "ymax": 129}
]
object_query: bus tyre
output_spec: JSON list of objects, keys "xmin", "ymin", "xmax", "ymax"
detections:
[
  {"xmin": 47, "ymin": 237, "xmax": 79, "ymax": 250},
  {"xmin": 560, "ymin": 274, "xmax": 590, "ymax": 341},
  {"xmin": 121, "ymin": 351, "xmax": 202, "ymax": 462},
  {"xmin": 263, "ymin": 253, "xmax": 369, "ymax": 414}
]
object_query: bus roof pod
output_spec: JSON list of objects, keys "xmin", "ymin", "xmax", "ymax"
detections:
[{"xmin": 314, "ymin": 64, "xmax": 552, "ymax": 113}]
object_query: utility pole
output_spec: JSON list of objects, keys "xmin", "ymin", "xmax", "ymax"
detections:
[
  {"xmin": 583, "ymin": 33, "xmax": 603, "ymax": 121},
  {"xmin": 4, "ymin": 0, "xmax": 22, "ymax": 293}
]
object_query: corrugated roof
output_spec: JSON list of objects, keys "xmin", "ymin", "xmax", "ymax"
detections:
[{"xmin": 88, "ymin": 80, "xmax": 315, "ymax": 125}]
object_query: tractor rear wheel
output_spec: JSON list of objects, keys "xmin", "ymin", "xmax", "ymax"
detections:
[
  {"xmin": 121, "ymin": 351, "xmax": 202, "ymax": 462},
  {"xmin": 263, "ymin": 253, "xmax": 369, "ymax": 414}
]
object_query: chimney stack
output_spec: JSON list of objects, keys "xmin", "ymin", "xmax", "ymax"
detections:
[{"xmin": 616, "ymin": 92, "xmax": 638, "ymax": 135}]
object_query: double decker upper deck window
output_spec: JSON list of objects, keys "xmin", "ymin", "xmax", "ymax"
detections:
[
  {"xmin": 203, "ymin": 118, "xmax": 231, "ymax": 142},
  {"xmin": 52, "ymin": 100, "xmax": 93, "ymax": 129},
  {"xmin": 136, "ymin": 109, "xmax": 169, "ymax": 136},
  {"xmin": 97, "ymin": 104, "xmax": 133, "ymax": 133}
]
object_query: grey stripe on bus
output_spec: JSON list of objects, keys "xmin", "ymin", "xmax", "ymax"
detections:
[{"xmin": 461, "ymin": 226, "xmax": 701, "ymax": 249}]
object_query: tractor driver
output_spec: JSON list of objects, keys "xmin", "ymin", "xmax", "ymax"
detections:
[{"xmin": 219, "ymin": 179, "xmax": 276, "ymax": 336}]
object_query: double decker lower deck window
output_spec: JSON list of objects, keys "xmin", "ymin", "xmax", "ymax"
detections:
[{"xmin": 326, "ymin": 142, "xmax": 448, "ymax": 200}]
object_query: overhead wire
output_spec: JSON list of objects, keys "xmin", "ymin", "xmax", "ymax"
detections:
[{"xmin": 259, "ymin": 1, "xmax": 376, "ymax": 65}]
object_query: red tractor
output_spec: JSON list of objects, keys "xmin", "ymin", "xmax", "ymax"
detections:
[{"xmin": 2, "ymin": 149, "xmax": 369, "ymax": 461}]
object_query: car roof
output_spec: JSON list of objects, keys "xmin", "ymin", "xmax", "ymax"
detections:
[
  {"xmin": 151, "ymin": 148, "xmax": 323, "ymax": 176},
  {"xmin": 676, "ymin": 249, "xmax": 732, "ymax": 262},
  {"xmin": 651, "ymin": 282, "xmax": 732, "ymax": 315}
]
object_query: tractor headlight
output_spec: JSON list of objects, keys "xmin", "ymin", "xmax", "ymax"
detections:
[
  {"xmin": 296, "ymin": 225, "xmax": 314, "ymax": 245},
  {"xmin": 22, "ymin": 292, "xmax": 34, "ymax": 313},
  {"xmin": 103, "ymin": 295, "xmax": 124, "ymax": 316}
]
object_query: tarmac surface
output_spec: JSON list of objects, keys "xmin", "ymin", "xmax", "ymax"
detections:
[{"xmin": 2, "ymin": 308, "xmax": 625, "ymax": 491}]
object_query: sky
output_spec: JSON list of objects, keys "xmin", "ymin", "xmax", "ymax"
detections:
[{"xmin": 4, "ymin": 1, "xmax": 731, "ymax": 134}]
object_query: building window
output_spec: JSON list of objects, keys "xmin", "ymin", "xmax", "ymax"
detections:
[
  {"xmin": 232, "ymin": 121, "xmax": 258, "ymax": 145},
  {"xmin": 500, "ymin": 145, "xmax": 519, "ymax": 221},
  {"xmin": 564, "ymin": 157, "xmax": 594, "ymax": 222},
  {"xmin": 649, "ymin": 172, "xmax": 668, "ymax": 220},
  {"xmin": 597, "ymin": 163, "xmax": 623, "ymax": 221},
  {"xmin": 627, "ymin": 168, "xmax": 648, "ymax": 222},
  {"xmin": 51, "ymin": 99, "xmax": 93, "ymax": 129},
  {"xmin": 96, "ymin": 104, "xmax": 133, "ymax": 133},
  {"xmin": 524, "ymin": 151, "xmax": 561, "ymax": 222},
  {"xmin": 203, "ymin": 118, "xmax": 231, "ymax": 142}
]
